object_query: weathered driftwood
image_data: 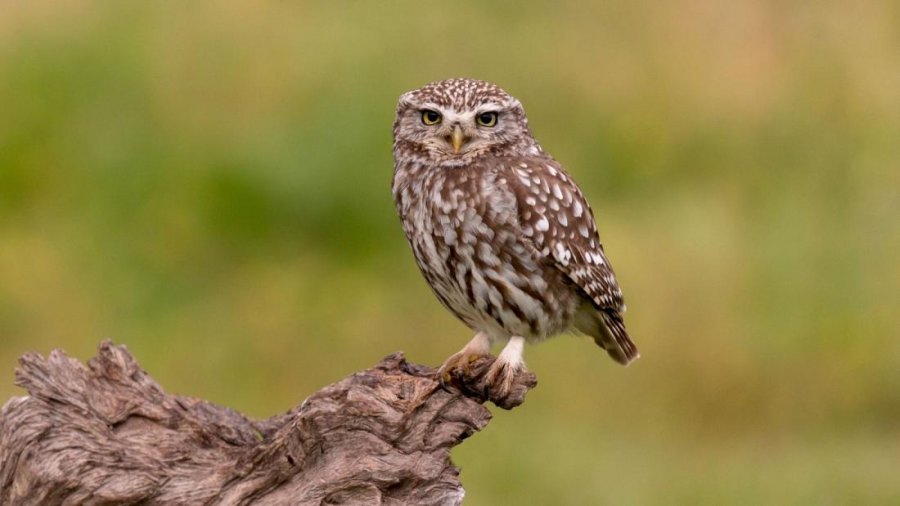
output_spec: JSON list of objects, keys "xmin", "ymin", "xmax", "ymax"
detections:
[{"xmin": 0, "ymin": 341, "xmax": 536, "ymax": 505}]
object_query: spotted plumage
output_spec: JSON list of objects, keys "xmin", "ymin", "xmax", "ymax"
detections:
[{"xmin": 392, "ymin": 78, "xmax": 638, "ymax": 399}]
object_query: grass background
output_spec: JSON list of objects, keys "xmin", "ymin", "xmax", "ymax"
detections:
[{"xmin": 1, "ymin": 1, "xmax": 898, "ymax": 503}]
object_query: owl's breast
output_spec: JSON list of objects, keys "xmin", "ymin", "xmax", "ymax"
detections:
[{"xmin": 394, "ymin": 164, "xmax": 578, "ymax": 341}]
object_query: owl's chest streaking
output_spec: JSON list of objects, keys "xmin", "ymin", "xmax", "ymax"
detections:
[{"xmin": 393, "ymin": 159, "xmax": 580, "ymax": 342}]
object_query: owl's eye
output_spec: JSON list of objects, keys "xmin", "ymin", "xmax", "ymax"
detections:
[
  {"xmin": 476, "ymin": 111, "xmax": 499, "ymax": 127},
  {"xmin": 421, "ymin": 110, "xmax": 442, "ymax": 125}
]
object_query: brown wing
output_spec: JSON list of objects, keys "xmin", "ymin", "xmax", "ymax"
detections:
[{"xmin": 498, "ymin": 156, "xmax": 639, "ymax": 364}]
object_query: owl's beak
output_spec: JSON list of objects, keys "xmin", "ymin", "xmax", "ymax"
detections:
[{"xmin": 450, "ymin": 125, "xmax": 467, "ymax": 153}]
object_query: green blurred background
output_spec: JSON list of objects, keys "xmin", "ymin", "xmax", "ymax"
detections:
[{"xmin": 1, "ymin": 1, "xmax": 898, "ymax": 503}]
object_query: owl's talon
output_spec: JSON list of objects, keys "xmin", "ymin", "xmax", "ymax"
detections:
[
  {"xmin": 483, "ymin": 358, "xmax": 524, "ymax": 404},
  {"xmin": 437, "ymin": 350, "xmax": 489, "ymax": 388}
]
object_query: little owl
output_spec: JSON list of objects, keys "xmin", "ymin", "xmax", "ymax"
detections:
[{"xmin": 392, "ymin": 78, "xmax": 638, "ymax": 400}]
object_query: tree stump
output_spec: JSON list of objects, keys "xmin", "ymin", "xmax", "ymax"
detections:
[{"xmin": 0, "ymin": 342, "xmax": 536, "ymax": 505}]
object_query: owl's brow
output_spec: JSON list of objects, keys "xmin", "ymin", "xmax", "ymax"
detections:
[
  {"xmin": 418, "ymin": 103, "xmax": 445, "ymax": 112},
  {"xmin": 473, "ymin": 102, "xmax": 506, "ymax": 112},
  {"xmin": 419, "ymin": 102, "xmax": 508, "ymax": 116}
]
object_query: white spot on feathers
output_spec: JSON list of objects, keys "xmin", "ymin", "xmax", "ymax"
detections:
[
  {"xmin": 554, "ymin": 243, "xmax": 571, "ymax": 265},
  {"xmin": 552, "ymin": 183, "xmax": 563, "ymax": 200}
]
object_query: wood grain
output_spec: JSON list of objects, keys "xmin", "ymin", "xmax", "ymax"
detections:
[{"xmin": 0, "ymin": 342, "xmax": 536, "ymax": 505}]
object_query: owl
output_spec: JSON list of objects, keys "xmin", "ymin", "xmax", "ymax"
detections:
[{"xmin": 392, "ymin": 78, "xmax": 638, "ymax": 401}]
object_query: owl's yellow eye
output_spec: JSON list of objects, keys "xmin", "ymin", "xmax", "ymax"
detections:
[
  {"xmin": 476, "ymin": 111, "xmax": 499, "ymax": 127},
  {"xmin": 421, "ymin": 110, "xmax": 442, "ymax": 125}
]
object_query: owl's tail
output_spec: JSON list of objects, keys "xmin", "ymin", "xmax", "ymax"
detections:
[{"xmin": 578, "ymin": 309, "xmax": 640, "ymax": 366}]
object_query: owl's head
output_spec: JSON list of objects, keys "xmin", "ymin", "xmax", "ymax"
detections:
[{"xmin": 393, "ymin": 78, "xmax": 538, "ymax": 166}]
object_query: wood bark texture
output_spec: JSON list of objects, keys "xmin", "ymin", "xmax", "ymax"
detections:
[{"xmin": 0, "ymin": 342, "xmax": 536, "ymax": 505}]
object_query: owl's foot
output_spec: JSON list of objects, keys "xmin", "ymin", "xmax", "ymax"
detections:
[
  {"xmin": 437, "ymin": 332, "xmax": 491, "ymax": 386},
  {"xmin": 436, "ymin": 334, "xmax": 536, "ymax": 409},
  {"xmin": 483, "ymin": 357, "xmax": 525, "ymax": 401},
  {"xmin": 481, "ymin": 336, "xmax": 536, "ymax": 409},
  {"xmin": 437, "ymin": 349, "xmax": 490, "ymax": 386}
]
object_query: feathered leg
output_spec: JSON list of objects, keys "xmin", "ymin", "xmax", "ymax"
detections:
[{"xmin": 483, "ymin": 335, "xmax": 526, "ymax": 399}]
